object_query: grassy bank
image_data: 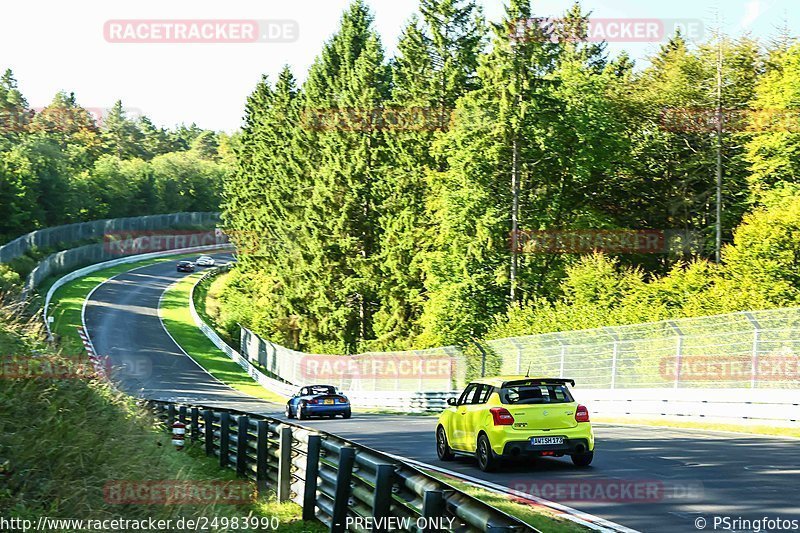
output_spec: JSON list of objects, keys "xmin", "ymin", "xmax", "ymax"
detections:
[
  {"xmin": 159, "ymin": 273, "xmax": 286, "ymax": 403},
  {"xmin": 0, "ymin": 310, "xmax": 321, "ymax": 532}
]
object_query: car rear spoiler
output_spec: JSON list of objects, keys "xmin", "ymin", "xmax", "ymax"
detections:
[{"xmin": 502, "ymin": 378, "xmax": 576, "ymax": 387}]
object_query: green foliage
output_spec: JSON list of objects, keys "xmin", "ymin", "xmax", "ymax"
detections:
[
  {"xmin": 488, "ymin": 191, "xmax": 800, "ymax": 339},
  {"xmin": 219, "ymin": 0, "xmax": 800, "ymax": 354},
  {"xmin": 0, "ymin": 69, "xmax": 227, "ymax": 243}
]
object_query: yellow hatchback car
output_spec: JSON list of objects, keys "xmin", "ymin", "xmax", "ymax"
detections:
[{"xmin": 436, "ymin": 377, "xmax": 594, "ymax": 472}]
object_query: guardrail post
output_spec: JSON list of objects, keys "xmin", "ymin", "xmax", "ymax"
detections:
[
  {"xmin": 372, "ymin": 464, "xmax": 395, "ymax": 530},
  {"xmin": 178, "ymin": 405, "xmax": 187, "ymax": 424},
  {"xmin": 203, "ymin": 410, "xmax": 214, "ymax": 456},
  {"xmin": 421, "ymin": 490, "xmax": 446, "ymax": 532},
  {"xmin": 277, "ymin": 426, "xmax": 293, "ymax": 503},
  {"xmin": 236, "ymin": 415, "xmax": 249, "ymax": 476},
  {"xmin": 219, "ymin": 412, "xmax": 231, "ymax": 468},
  {"xmin": 256, "ymin": 420, "xmax": 270, "ymax": 495},
  {"xmin": 303, "ymin": 435, "xmax": 322, "ymax": 521},
  {"xmin": 167, "ymin": 404, "xmax": 176, "ymax": 428},
  {"xmin": 190, "ymin": 407, "xmax": 200, "ymax": 442},
  {"xmin": 331, "ymin": 446, "xmax": 355, "ymax": 533}
]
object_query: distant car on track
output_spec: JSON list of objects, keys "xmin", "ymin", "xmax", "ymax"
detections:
[
  {"xmin": 286, "ymin": 384, "xmax": 351, "ymax": 420},
  {"xmin": 436, "ymin": 376, "xmax": 594, "ymax": 472},
  {"xmin": 196, "ymin": 255, "xmax": 215, "ymax": 267},
  {"xmin": 176, "ymin": 260, "xmax": 195, "ymax": 272}
]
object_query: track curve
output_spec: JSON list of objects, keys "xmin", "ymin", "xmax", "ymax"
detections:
[{"xmin": 83, "ymin": 254, "xmax": 800, "ymax": 533}]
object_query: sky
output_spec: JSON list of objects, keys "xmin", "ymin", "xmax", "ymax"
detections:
[{"xmin": 1, "ymin": 0, "xmax": 797, "ymax": 132}]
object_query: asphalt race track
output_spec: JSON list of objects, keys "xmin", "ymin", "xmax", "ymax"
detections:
[{"xmin": 83, "ymin": 254, "xmax": 800, "ymax": 533}]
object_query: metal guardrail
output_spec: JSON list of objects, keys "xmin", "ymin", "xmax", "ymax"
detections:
[
  {"xmin": 148, "ymin": 400, "xmax": 537, "ymax": 533},
  {"xmin": 0, "ymin": 211, "xmax": 220, "ymax": 264}
]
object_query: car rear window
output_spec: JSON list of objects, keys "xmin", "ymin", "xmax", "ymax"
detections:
[
  {"xmin": 499, "ymin": 383, "xmax": 574, "ymax": 405},
  {"xmin": 309, "ymin": 385, "xmax": 336, "ymax": 395}
]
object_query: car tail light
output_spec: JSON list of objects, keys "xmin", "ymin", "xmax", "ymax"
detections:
[
  {"xmin": 575, "ymin": 405, "xmax": 590, "ymax": 422},
  {"xmin": 489, "ymin": 407, "xmax": 515, "ymax": 426},
  {"xmin": 308, "ymin": 399, "xmax": 319, "ymax": 405},
  {"xmin": 337, "ymin": 396, "xmax": 348, "ymax": 403}
]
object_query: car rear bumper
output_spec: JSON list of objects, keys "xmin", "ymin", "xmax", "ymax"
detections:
[
  {"xmin": 304, "ymin": 404, "xmax": 350, "ymax": 416},
  {"xmin": 501, "ymin": 437, "xmax": 592, "ymax": 457},
  {"xmin": 491, "ymin": 424, "xmax": 594, "ymax": 456}
]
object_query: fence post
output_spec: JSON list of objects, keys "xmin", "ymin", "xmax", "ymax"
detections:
[
  {"xmin": 277, "ymin": 426, "xmax": 293, "ymax": 503},
  {"xmin": 555, "ymin": 334, "xmax": 566, "ymax": 378},
  {"xmin": 511, "ymin": 339, "xmax": 523, "ymax": 374},
  {"xmin": 219, "ymin": 412, "xmax": 231, "ymax": 468},
  {"xmin": 303, "ymin": 435, "xmax": 322, "ymax": 521},
  {"xmin": 178, "ymin": 405, "xmax": 187, "ymax": 424},
  {"xmin": 744, "ymin": 312, "xmax": 761, "ymax": 389},
  {"xmin": 470, "ymin": 338, "xmax": 487, "ymax": 378},
  {"xmin": 331, "ymin": 446, "xmax": 355, "ymax": 533},
  {"xmin": 256, "ymin": 420, "xmax": 270, "ymax": 496},
  {"xmin": 422, "ymin": 490, "xmax": 446, "ymax": 533},
  {"xmin": 236, "ymin": 416, "xmax": 249, "ymax": 476},
  {"xmin": 190, "ymin": 407, "xmax": 200, "ymax": 442},
  {"xmin": 372, "ymin": 464, "xmax": 395, "ymax": 531},
  {"xmin": 203, "ymin": 410, "xmax": 214, "ymax": 456},
  {"xmin": 604, "ymin": 327, "xmax": 619, "ymax": 389},
  {"xmin": 668, "ymin": 321, "xmax": 684, "ymax": 389}
]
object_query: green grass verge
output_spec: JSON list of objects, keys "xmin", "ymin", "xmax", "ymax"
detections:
[
  {"xmin": 595, "ymin": 416, "xmax": 800, "ymax": 438},
  {"xmin": 426, "ymin": 472, "xmax": 590, "ymax": 532},
  {"xmin": 159, "ymin": 274, "xmax": 286, "ymax": 404}
]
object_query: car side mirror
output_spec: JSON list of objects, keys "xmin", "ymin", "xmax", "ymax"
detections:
[{"xmin": 447, "ymin": 398, "xmax": 457, "ymax": 406}]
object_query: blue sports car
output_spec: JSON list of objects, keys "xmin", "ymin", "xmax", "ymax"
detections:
[{"xmin": 285, "ymin": 384, "xmax": 351, "ymax": 420}]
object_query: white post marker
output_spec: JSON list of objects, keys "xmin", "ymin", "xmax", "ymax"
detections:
[{"xmin": 172, "ymin": 421, "xmax": 186, "ymax": 451}]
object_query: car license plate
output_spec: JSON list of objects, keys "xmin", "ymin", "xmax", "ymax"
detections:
[
  {"xmin": 531, "ymin": 437, "xmax": 564, "ymax": 446},
  {"xmin": 324, "ymin": 399, "xmax": 334, "ymax": 405}
]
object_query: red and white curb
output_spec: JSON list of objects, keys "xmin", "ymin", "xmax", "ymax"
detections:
[
  {"xmin": 393, "ymin": 455, "xmax": 640, "ymax": 533},
  {"xmin": 77, "ymin": 326, "xmax": 110, "ymax": 382}
]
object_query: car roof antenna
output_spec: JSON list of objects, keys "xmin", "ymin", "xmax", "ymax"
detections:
[{"xmin": 525, "ymin": 362, "xmax": 531, "ymax": 378}]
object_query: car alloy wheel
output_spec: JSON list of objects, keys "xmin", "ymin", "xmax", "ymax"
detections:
[
  {"xmin": 436, "ymin": 426, "xmax": 455, "ymax": 461},
  {"xmin": 477, "ymin": 434, "xmax": 497, "ymax": 472},
  {"xmin": 285, "ymin": 404, "xmax": 292, "ymax": 419}
]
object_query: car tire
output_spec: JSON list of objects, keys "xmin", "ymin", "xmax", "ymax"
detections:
[
  {"xmin": 285, "ymin": 404, "xmax": 293, "ymax": 419},
  {"xmin": 571, "ymin": 451, "xmax": 594, "ymax": 467},
  {"xmin": 342, "ymin": 410, "xmax": 351, "ymax": 419},
  {"xmin": 298, "ymin": 403, "xmax": 308, "ymax": 420},
  {"xmin": 476, "ymin": 433, "xmax": 499, "ymax": 472},
  {"xmin": 436, "ymin": 426, "xmax": 455, "ymax": 461}
]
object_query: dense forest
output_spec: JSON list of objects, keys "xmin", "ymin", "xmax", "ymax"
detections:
[
  {"xmin": 219, "ymin": 0, "xmax": 800, "ymax": 354},
  {"xmin": 0, "ymin": 74, "xmax": 231, "ymax": 243}
]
